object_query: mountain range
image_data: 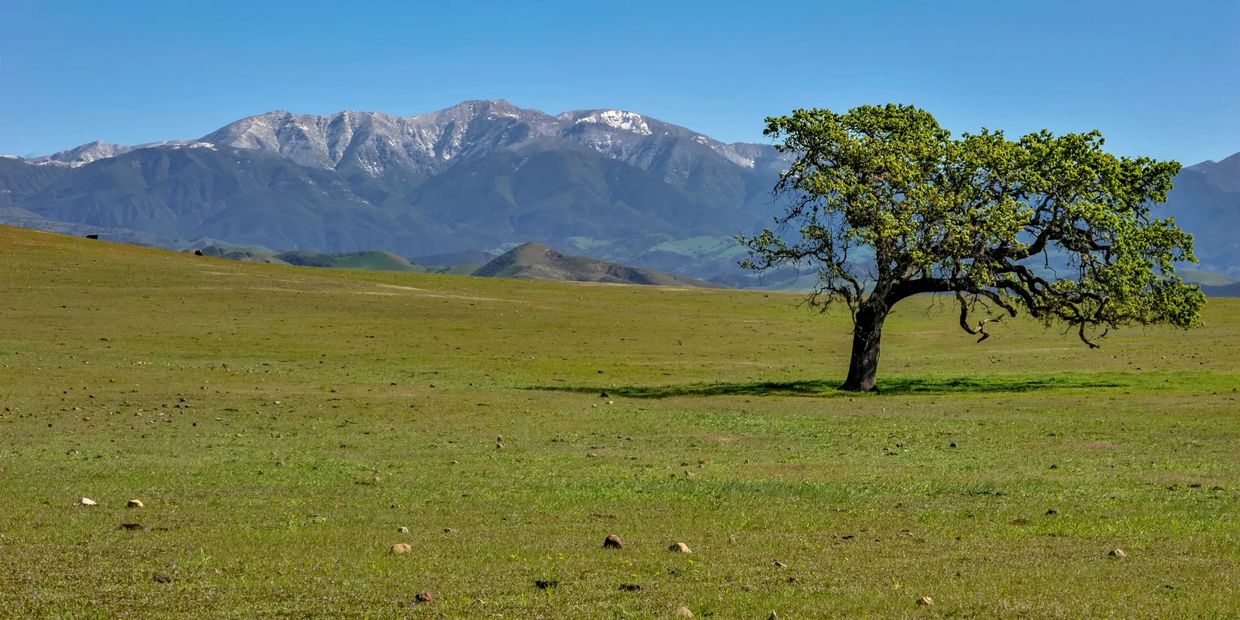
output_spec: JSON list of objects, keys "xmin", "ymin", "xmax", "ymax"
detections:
[{"xmin": 2, "ymin": 100, "xmax": 1237, "ymax": 286}]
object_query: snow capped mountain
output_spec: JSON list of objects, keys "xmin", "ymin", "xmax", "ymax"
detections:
[
  {"xmin": 27, "ymin": 100, "xmax": 781, "ymax": 182},
  {"xmin": 31, "ymin": 141, "xmax": 141, "ymax": 167},
  {"xmin": 1, "ymin": 100, "xmax": 794, "ymax": 284},
  {"xmin": 566, "ymin": 109, "xmax": 654, "ymax": 135}
]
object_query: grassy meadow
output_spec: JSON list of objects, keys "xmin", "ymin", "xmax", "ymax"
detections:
[{"xmin": 0, "ymin": 225, "xmax": 1237, "ymax": 618}]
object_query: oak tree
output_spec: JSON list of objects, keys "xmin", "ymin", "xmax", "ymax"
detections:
[{"xmin": 740, "ymin": 104, "xmax": 1204, "ymax": 391}]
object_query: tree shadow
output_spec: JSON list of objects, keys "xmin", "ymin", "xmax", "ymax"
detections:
[{"xmin": 526, "ymin": 374, "xmax": 1127, "ymax": 399}]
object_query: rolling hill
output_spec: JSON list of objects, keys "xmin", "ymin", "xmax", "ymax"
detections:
[{"xmin": 473, "ymin": 242, "xmax": 721, "ymax": 287}]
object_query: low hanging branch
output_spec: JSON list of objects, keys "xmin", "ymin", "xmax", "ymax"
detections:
[
  {"xmin": 739, "ymin": 104, "xmax": 1205, "ymax": 391},
  {"xmin": 956, "ymin": 293, "xmax": 1005, "ymax": 343}
]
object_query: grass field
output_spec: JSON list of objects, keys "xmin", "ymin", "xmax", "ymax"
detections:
[{"xmin": 0, "ymin": 225, "xmax": 1237, "ymax": 618}]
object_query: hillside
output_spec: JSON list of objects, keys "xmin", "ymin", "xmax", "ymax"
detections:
[
  {"xmin": 275, "ymin": 250, "xmax": 422, "ymax": 272},
  {"xmin": 473, "ymin": 242, "xmax": 721, "ymax": 287}
]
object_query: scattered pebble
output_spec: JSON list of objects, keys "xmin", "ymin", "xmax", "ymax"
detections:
[
  {"xmin": 79, "ymin": 497, "xmax": 97, "ymax": 507},
  {"xmin": 1109, "ymin": 548, "xmax": 1127, "ymax": 558},
  {"xmin": 675, "ymin": 606, "xmax": 695, "ymax": 618},
  {"xmin": 127, "ymin": 499, "xmax": 144, "ymax": 508},
  {"xmin": 668, "ymin": 542, "xmax": 692, "ymax": 554},
  {"xmin": 916, "ymin": 596, "xmax": 934, "ymax": 606},
  {"xmin": 603, "ymin": 534, "xmax": 624, "ymax": 549},
  {"xmin": 391, "ymin": 543, "xmax": 412, "ymax": 555}
]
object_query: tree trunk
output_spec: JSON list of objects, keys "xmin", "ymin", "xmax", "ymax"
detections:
[{"xmin": 840, "ymin": 303, "xmax": 888, "ymax": 392}]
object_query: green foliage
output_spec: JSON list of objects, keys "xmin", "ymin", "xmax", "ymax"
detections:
[{"xmin": 741, "ymin": 104, "xmax": 1205, "ymax": 347}]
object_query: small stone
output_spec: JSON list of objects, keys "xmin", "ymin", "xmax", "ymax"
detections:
[
  {"xmin": 390, "ymin": 543, "xmax": 412, "ymax": 555},
  {"xmin": 916, "ymin": 596, "xmax": 934, "ymax": 606},
  {"xmin": 668, "ymin": 542, "xmax": 692, "ymax": 554},
  {"xmin": 414, "ymin": 591, "xmax": 434, "ymax": 604},
  {"xmin": 397, "ymin": 526, "xmax": 409, "ymax": 534},
  {"xmin": 1109, "ymin": 548, "xmax": 1127, "ymax": 558},
  {"xmin": 79, "ymin": 497, "xmax": 97, "ymax": 506},
  {"xmin": 675, "ymin": 606, "xmax": 695, "ymax": 618},
  {"xmin": 603, "ymin": 534, "xmax": 624, "ymax": 549},
  {"xmin": 127, "ymin": 499, "xmax": 144, "ymax": 508}
]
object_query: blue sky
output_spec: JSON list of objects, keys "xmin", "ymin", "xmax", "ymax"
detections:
[{"xmin": 2, "ymin": 1, "xmax": 1237, "ymax": 164}]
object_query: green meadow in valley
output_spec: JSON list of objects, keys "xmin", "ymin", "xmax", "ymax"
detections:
[{"xmin": 0, "ymin": 225, "xmax": 1236, "ymax": 617}]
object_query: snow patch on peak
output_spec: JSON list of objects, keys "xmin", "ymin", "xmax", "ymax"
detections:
[{"xmin": 574, "ymin": 110, "xmax": 652, "ymax": 136}]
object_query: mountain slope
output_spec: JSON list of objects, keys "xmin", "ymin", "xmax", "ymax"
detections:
[{"xmin": 1164, "ymin": 152, "xmax": 1240, "ymax": 276}]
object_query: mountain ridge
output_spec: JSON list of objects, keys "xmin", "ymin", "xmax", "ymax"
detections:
[{"xmin": 4, "ymin": 100, "xmax": 1239, "ymax": 283}]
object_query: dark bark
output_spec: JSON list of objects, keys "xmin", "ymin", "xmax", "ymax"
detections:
[{"xmin": 841, "ymin": 302, "xmax": 888, "ymax": 391}]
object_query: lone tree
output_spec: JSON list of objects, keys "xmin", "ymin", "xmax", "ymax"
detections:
[{"xmin": 740, "ymin": 104, "xmax": 1204, "ymax": 391}]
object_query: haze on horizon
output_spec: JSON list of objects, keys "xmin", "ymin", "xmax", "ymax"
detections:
[{"xmin": 1, "ymin": 0, "xmax": 1237, "ymax": 165}]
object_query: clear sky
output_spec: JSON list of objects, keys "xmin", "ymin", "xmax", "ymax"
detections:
[{"xmin": 2, "ymin": 0, "xmax": 1237, "ymax": 164}]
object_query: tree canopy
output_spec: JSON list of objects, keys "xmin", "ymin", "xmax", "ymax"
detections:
[{"xmin": 740, "ymin": 104, "xmax": 1205, "ymax": 391}]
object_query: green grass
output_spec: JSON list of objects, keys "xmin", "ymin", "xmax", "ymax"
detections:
[{"xmin": 0, "ymin": 225, "xmax": 1237, "ymax": 618}]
